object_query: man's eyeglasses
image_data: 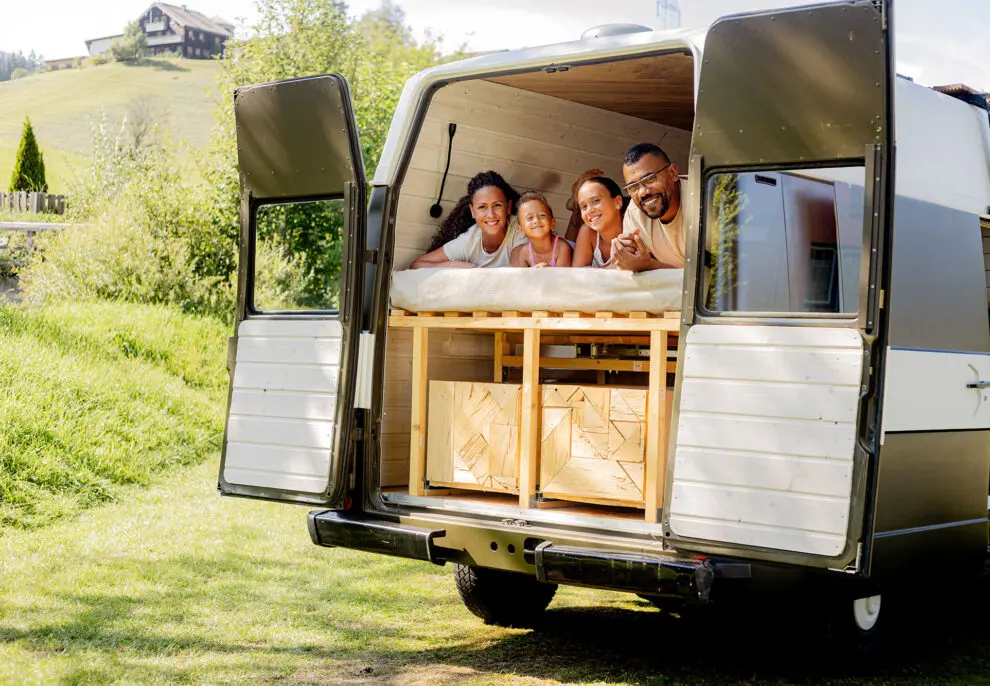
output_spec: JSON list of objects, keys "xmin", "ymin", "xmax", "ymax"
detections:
[{"xmin": 623, "ymin": 164, "xmax": 671, "ymax": 195}]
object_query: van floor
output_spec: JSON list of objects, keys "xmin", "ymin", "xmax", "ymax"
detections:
[{"xmin": 380, "ymin": 487, "xmax": 656, "ymax": 533}]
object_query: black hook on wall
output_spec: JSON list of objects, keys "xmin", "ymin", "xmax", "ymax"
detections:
[{"xmin": 429, "ymin": 122, "xmax": 457, "ymax": 219}]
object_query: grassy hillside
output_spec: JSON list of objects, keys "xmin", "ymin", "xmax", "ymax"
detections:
[
  {"xmin": 0, "ymin": 58, "xmax": 222, "ymax": 193},
  {"xmin": 0, "ymin": 300, "xmax": 228, "ymax": 529}
]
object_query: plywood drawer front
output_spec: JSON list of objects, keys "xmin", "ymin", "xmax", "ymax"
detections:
[
  {"xmin": 426, "ymin": 381, "xmax": 521, "ymax": 493},
  {"xmin": 540, "ymin": 385, "xmax": 647, "ymax": 505}
]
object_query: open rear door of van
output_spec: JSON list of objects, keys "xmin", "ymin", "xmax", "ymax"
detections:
[
  {"xmin": 217, "ymin": 75, "xmax": 367, "ymax": 507},
  {"xmin": 665, "ymin": 1, "xmax": 893, "ymax": 566}
]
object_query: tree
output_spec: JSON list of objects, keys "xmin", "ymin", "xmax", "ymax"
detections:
[
  {"xmin": 110, "ymin": 21, "xmax": 148, "ymax": 62},
  {"xmin": 196, "ymin": 0, "xmax": 446, "ymax": 304},
  {"xmin": 9, "ymin": 117, "xmax": 47, "ymax": 192},
  {"xmin": 0, "ymin": 50, "xmax": 43, "ymax": 82}
]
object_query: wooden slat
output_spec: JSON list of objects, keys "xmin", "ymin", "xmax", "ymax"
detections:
[
  {"xmin": 388, "ymin": 315, "xmax": 680, "ymax": 332},
  {"xmin": 494, "ymin": 332, "xmax": 505, "ymax": 382},
  {"xmin": 518, "ymin": 328, "xmax": 541, "ymax": 508},
  {"xmin": 501, "ymin": 355, "xmax": 649, "ymax": 372},
  {"xmin": 644, "ymin": 331, "xmax": 669, "ymax": 523},
  {"xmin": 408, "ymin": 327, "xmax": 429, "ymax": 497}
]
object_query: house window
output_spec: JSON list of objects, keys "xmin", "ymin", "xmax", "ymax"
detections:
[
  {"xmin": 189, "ymin": 29, "xmax": 194, "ymax": 39},
  {"xmin": 199, "ymin": 31, "xmax": 204, "ymax": 40}
]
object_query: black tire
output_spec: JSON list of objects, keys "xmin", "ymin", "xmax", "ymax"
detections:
[{"xmin": 454, "ymin": 564, "xmax": 557, "ymax": 628}]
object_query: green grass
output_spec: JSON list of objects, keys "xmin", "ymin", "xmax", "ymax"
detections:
[
  {"xmin": 2, "ymin": 299, "xmax": 990, "ymax": 684},
  {"xmin": 0, "ymin": 300, "xmax": 228, "ymax": 529},
  {"xmin": 0, "ymin": 59, "xmax": 222, "ymax": 192},
  {"xmin": 2, "ymin": 457, "xmax": 990, "ymax": 685}
]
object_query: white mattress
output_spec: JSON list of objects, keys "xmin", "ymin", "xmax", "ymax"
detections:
[{"xmin": 389, "ymin": 267, "xmax": 684, "ymax": 315}]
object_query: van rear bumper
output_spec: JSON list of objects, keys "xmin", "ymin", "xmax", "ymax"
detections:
[
  {"xmin": 307, "ymin": 509, "xmax": 447, "ymax": 565},
  {"xmin": 308, "ymin": 510, "xmax": 747, "ymax": 600}
]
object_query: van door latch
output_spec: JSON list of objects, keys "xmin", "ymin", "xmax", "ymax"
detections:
[{"xmin": 967, "ymin": 380, "xmax": 990, "ymax": 389}]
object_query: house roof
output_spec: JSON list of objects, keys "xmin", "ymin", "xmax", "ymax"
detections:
[{"xmin": 143, "ymin": 2, "xmax": 234, "ymax": 37}]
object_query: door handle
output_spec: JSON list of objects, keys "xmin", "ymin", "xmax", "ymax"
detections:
[{"xmin": 967, "ymin": 380, "xmax": 990, "ymax": 389}]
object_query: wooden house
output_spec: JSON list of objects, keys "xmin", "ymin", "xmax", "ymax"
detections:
[{"xmin": 86, "ymin": 3, "xmax": 234, "ymax": 59}]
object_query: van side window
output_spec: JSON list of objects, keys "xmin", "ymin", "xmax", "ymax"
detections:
[
  {"xmin": 252, "ymin": 198, "xmax": 344, "ymax": 312},
  {"xmin": 703, "ymin": 168, "xmax": 865, "ymax": 315}
]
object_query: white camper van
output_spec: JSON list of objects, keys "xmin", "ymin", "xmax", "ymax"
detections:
[{"xmin": 218, "ymin": 0, "xmax": 990, "ymax": 650}]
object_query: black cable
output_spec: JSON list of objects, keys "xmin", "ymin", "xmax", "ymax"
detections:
[{"xmin": 430, "ymin": 122, "xmax": 457, "ymax": 218}]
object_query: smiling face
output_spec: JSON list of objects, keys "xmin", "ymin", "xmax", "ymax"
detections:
[
  {"xmin": 578, "ymin": 181, "xmax": 623, "ymax": 234},
  {"xmin": 622, "ymin": 153, "xmax": 679, "ymax": 221},
  {"xmin": 469, "ymin": 185, "xmax": 511, "ymax": 236},
  {"xmin": 517, "ymin": 198, "xmax": 555, "ymax": 241}
]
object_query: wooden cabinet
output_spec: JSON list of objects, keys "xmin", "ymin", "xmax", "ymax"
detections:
[
  {"xmin": 426, "ymin": 381, "xmax": 520, "ymax": 493},
  {"xmin": 540, "ymin": 386, "xmax": 647, "ymax": 506}
]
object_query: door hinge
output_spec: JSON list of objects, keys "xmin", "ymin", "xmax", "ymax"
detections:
[
  {"xmin": 354, "ymin": 331, "xmax": 375, "ymax": 409},
  {"xmin": 878, "ymin": 289, "xmax": 885, "ymax": 309},
  {"xmin": 364, "ymin": 250, "xmax": 378, "ymax": 265}
]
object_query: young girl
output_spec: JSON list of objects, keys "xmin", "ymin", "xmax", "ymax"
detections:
[
  {"xmin": 411, "ymin": 171, "xmax": 525, "ymax": 269},
  {"xmin": 571, "ymin": 176, "xmax": 625, "ymax": 268},
  {"xmin": 510, "ymin": 191, "xmax": 572, "ymax": 268}
]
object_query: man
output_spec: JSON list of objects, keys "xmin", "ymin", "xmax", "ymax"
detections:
[{"xmin": 613, "ymin": 142, "xmax": 685, "ymax": 271}]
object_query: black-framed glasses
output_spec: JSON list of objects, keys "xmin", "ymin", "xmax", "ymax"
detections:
[{"xmin": 623, "ymin": 164, "xmax": 671, "ymax": 195}]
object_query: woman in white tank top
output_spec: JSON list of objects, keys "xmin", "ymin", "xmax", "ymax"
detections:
[{"xmin": 571, "ymin": 176, "xmax": 625, "ymax": 268}]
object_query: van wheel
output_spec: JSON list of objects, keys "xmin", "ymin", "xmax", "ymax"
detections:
[
  {"xmin": 454, "ymin": 564, "xmax": 557, "ymax": 628},
  {"xmin": 827, "ymin": 592, "xmax": 887, "ymax": 657}
]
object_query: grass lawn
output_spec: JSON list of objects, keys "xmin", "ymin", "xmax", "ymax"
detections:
[
  {"xmin": 2, "ymin": 458, "xmax": 990, "ymax": 685},
  {"xmin": 1, "ymin": 301, "xmax": 990, "ymax": 684},
  {"xmin": 0, "ymin": 59, "xmax": 221, "ymax": 192}
]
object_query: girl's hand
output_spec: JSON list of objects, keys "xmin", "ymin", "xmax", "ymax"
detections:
[{"xmin": 532, "ymin": 262, "xmax": 548, "ymax": 269}]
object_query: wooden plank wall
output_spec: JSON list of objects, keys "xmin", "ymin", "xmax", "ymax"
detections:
[
  {"xmin": 380, "ymin": 329, "xmax": 495, "ymax": 486},
  {"xmin": 392, "ymin": 79, "xmax": 692, "ymax": 270}
]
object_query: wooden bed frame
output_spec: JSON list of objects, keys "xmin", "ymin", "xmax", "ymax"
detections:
[{"xmin": 388, "ymin": 309, "xmax": 680, "ymax": 523}]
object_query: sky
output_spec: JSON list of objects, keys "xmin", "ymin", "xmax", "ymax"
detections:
[{"xmin": 1, "ymin": 0, "xmax": 988, "ymax": 90}]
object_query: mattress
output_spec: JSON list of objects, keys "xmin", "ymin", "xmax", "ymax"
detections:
[{"xmin": 389, "ymin": 267, "xmax": 684, "ymax": 315}]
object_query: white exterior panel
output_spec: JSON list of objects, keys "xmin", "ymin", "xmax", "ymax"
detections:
[
  {"xmin": 882, "ymin": 348, "xmax": 990, "ymax": 433},
  {"xmin": 223, "ymin": 319, "xmax": 342, "ymax": 494},
  {"xmin": 669, "ymin": 325, "xmax": 863, "ymax": 557}
]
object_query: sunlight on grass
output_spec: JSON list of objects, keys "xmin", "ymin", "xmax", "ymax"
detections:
[{"xmin": 0, "ymin": 300, "xmax": 227, "ymax": 529}]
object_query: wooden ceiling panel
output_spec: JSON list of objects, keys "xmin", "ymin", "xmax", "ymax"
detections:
[{"xmin": 488, "ymin": 53, "xmax": 695, "ymax": 130}]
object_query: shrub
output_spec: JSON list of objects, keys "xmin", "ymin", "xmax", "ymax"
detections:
[
  {"xmin": 9, "ymin": 117, "xmax": 47, "ymax": 192},
  {"xmin": 109, "ymin": 21, "xmax": 147, "ymax": 62}
]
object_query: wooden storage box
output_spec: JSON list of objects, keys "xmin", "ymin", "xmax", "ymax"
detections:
[
  {"xmin": 426, "ymin": 381, "xmax": 521, "ymax": 493},
  {"xmin": 540, "ymin": 385, "xmax": 648, "ymax": 506}
]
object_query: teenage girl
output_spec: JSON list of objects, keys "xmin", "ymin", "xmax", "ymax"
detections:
[
  {"xmin": 571, "ymin": 176, "xmax": 625, "ymax": 268},
  {"xmin": 509, "ymin": 191, "xmax": 572, "ymax": 268}
]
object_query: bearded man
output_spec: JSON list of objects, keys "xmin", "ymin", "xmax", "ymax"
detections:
[{"xmin": 613, "ymin": 143, "xmax": 686, "ymax": 271}]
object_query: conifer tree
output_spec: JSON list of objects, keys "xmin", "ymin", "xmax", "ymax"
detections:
[{"xmin": 9, "ymin": 117, "xmax": 47, "ymax": 192}]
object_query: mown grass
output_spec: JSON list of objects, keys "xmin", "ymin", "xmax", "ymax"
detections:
[
  {"xmin": 2, "ymin": 300, "xmax": 990, "ymax": 684},
  {"xmin": 2, "ymin": 455, "xmax": 990, "ymax": 686},
  {"xmin": 0, "ymin": 299, "xmax": 228, "ymax": 529}
]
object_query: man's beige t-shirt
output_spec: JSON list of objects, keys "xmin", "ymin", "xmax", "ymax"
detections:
[
  {"xmin": 621, "ymin": 179, "xmax": 686, "ymax": 268},
  {"xmin": 442, "ymin": 220, "xmax": 527, "ymax": 268}
]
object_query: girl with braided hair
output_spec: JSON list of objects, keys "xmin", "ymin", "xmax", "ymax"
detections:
[{"xmin": 410, "ymin": 171, "xmax": 525, "ymax": 269}]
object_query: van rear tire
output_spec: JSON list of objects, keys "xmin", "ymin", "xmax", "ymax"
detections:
[{"xmin": 454, "ymin": 564, "xmax": 557, "ymax": 628}]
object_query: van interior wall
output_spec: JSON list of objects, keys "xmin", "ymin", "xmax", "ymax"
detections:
[
  {"xmin": 380, "ymin": 76, "xmax": 692, "ymax": 487},
  {"xmin": 391, "ymin": 78, "xmax": 692, "ymax": 271}
]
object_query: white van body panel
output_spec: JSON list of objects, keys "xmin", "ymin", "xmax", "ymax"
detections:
[
  {"xmin": 669, "ymin": 325, "xmax": 864, "ymax": 557},
  {"xmin": 224, "ymin": 319, "xmax": 342, "ymax": 493},
  {"xmin": 882, "ymin": 349, "xmax": 990, "ymax": 433}
]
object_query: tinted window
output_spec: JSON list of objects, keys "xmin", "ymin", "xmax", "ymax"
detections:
[{"xmin": 704, "ymin": 168, "xmax": 865, "ymax": 314}]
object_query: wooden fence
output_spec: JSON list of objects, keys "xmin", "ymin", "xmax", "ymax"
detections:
[
  {"xmin": 0, "ymin": 191, "xmax": 67, "ymax": 215},
  {"xmin": 0, "ymin": 222, "xmax": 69, "ymax": 250}
]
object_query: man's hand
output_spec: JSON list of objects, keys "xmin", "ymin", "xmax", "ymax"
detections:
[{"xmin": 612, "ymin": 231, "xmax": 661, "ymax": 272}]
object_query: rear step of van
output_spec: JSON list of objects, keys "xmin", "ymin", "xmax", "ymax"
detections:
[{"xmin": 308, "ymin": 510, "xmax": 748, "ymax": 600}]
